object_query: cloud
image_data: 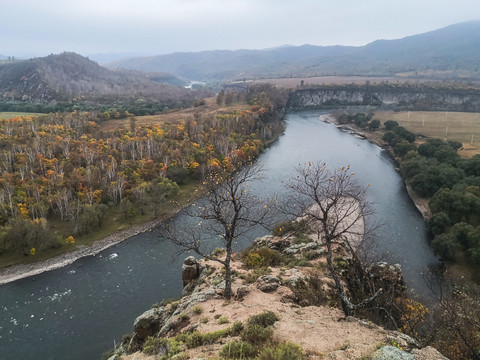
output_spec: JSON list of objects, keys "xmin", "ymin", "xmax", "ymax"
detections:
[{"xmin": 1, "ymin": 0, "xmax": 479, "ymax": 57}]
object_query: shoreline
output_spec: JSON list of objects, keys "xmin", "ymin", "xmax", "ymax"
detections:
[
  {"xmin": 319, "ymin": 113, "xmax": 431, "ymax": 220},
  {"xmin": 0, "ymin": 217, "xmax": 165, "ymax": 286}
]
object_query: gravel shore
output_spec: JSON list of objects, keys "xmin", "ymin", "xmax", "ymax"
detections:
[{"xmin": 0, "ymin": 218, "xmax": 163, "ymax": 286}]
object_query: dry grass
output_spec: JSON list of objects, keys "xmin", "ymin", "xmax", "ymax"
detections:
[
  {"xmin": 99, "ymin": 97, "xmax": 251, "ymax": 132},
  {"xmin": 374, "ymin": 110, "xmax": 480, "ymax": 157},
  {"xmin": 0, "ymin": 111, "xmax": 43, "ymax": 120}
]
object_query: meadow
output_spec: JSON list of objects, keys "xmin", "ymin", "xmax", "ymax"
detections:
[
  {"xmin": 374, "ymin": 110, "xmax": 480, "ymax": 157},
  {"xmin": 0, "ymin": 111, "xmax": 44, "ymax": 119}
]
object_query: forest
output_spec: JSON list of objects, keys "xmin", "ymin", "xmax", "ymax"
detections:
[
  {"xmin": 0, "ymin": 84, "xmax": 288, "ymax": 258},
  {"xmin": 342, "ymin": 112, "xmax": 480, "ymax": 269}
]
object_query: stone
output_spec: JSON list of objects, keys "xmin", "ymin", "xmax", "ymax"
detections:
[
  {"xmin": 182, "ymin": 256, "xmax": 199, "ymax": 286},
  {"xmin": 411, "ymin": 346, "xmax": 448, "ymax": 360},
  {"xmin": 235, "ymin": 285, "xmax": 250, "ymax": 301},
  {"xmin": 276, "ymin": 286, "xmax": 295, "ymax": 303},
  {"xmin": 371, "ymin": 346, "xmax": 415, "ymax": 360},
  {"xmin": 289, "ymin": 268, "xmax": 306, "ymax": 287},
  {"xmin": 133, "ymin": 307, "xmax": 163, "ymax": 339},
  {"xmin": 256, "ymin": 275, "xmax": 281, "ymax": 293}
]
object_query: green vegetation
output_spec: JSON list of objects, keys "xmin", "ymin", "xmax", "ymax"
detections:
[{"xmin": 137, "ymin": 311, "xmax": 288, "ymax": 359}]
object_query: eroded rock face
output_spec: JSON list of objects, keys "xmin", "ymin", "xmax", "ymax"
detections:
[
  {"xmin": 371, "ymin": 345, "xmax": 448, "ymax": 360},
  {"xmin": 182, "ymin": 256, "xmax": 199, "ymax": 286}
]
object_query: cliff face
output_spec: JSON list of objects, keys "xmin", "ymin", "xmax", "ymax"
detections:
[
  {"xmin": 288, "ymin": 86, "xmax": 480, "ymax": 112},
  {"xmin": 108, "ymin": 234, "xmax": 448, "ymax": 360}
]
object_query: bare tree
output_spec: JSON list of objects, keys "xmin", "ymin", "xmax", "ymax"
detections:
[
  {"xmin": 282, "ymin": 161, "xmax": 382, "ymax": 316},
  {"xmin": 163, "ymin": 163, "xmax": 274, "ymax": 299}
]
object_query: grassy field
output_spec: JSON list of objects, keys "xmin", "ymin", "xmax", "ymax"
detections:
[
  {"xmin": 374, "ymin": 110, "xmax": 480, "ymax": 157},
  {"xmin": 0, "ymin": 111, "xmax": 44, "ymax": 120},
  {"xmin": 100, "ymin": 97, "xmax": 250, "ymax": 132}
]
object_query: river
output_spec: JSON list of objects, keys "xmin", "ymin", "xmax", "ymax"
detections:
[{"xmin": 0, "ymin": 110, "xmax": 439, "ymax": 360}]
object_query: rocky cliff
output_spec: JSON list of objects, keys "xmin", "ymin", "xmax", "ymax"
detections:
[
  {"xmin": 288, "ymin": 85, "xmax": 480, "ymax": 112},
  {"xmin": 106, "ymin": 230, "xmax": 448, "ymax": 360}
]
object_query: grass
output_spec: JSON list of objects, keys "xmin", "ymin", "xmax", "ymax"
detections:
[
  {"xmin": 374, "ymin": 110, "xmax": 480, "ymax": 157},
  {"xmin": 0, "ymin": 112, "xmax": 44, "ymax": 120},
  {"xmin": 99, "ymin": 97, "xmax": 251, "ymax": 133}
]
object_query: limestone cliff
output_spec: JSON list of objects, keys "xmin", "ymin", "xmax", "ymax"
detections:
[{"xmin": 288, "ymin": 85, "xmax": 480, "ymax": 112}]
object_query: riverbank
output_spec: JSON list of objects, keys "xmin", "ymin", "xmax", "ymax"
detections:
[
  {"xmin": 0, "ymin": 218, "xmax": 164, "ymax": 285},
  {"xmin": 319, "ymin": 114, "xmax": 432, "ymax": 220}
]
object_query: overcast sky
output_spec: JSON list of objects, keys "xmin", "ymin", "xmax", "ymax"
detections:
[{"xmin": 2, "ymin": 0, "xmax": 479, "ymax": 58}]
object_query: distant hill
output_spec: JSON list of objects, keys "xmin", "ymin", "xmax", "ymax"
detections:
[
  {"xmin": 87, "ymin": 52, "xmax": 153, "ymax": 65},
  {"xmin": 106, "ymin": 21, "xmax": 480, "ymax": 81},
  {"xmin": 0, "ymin": 52, "xmax": 194, "ymax": 103}
]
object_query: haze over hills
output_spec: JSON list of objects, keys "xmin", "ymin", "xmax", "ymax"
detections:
[
  {"xmin": 105, "ymin": 21, "xmax": 480, "ymax": 82},
  {"xmin": 0, "ymin": 52, "xmax": 198, "ymax": 104}
]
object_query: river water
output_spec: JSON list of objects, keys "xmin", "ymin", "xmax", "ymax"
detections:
[{"xmin": 0, "ymin": 111, "xmax": 439, "ymax": 360}]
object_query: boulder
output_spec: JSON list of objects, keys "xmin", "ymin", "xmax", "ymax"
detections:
[
  {"xmin": 235, "ymin": 285, "xmax": 250, "ymax": 301},
  {"xmin": 132, "ymin": 307, "xmax": 164, "ymax": 340},
  {"xmin": 256, "ymin": 275, "xmax": 281, "ymax": 293},
  {"xmin": 371, "ymin": 346, "xmax": 415, "ymax": 360},
  {"xmin": 411, "ymin": 346, "xmax": 448, "ymax": 360},
  {"xmin": 182, "ymin": 256, "xmax": 199, "ymax": 286}
]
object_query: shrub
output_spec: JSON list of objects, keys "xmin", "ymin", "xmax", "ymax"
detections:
[
  {"xmin": 243, "ymin": 247, "xmax": 283, "ymax": 269},
  {"xmin": 241, "ymin": 324, "xmax": 274, "ymax": 345},
  {"xmin": 273, "ymin": 220, "xmax": 307, "ymax": 237},
  {"xmin": 217, "ymin": 315, "xmax": 229, "ymax": 324},
  {"xmin": 220, "ymin": 341, "xmax": 257, "ymax": 359},
  {"xmin": 230, "ymin": 321, "xmax": 244, "ymax": 335},
  {"xmin": 247, "ymin": 311, "xmax": 280, "ymax": 327},
  {"xmin": 178, "ymin": 313, "xmax": 189, "ymax": 321},
  {"xmin": 257, "ymin": 342, "xmax": 303, "ymax": 360},
  {"xmin": 143, "ymin": 337, "xmax": 168, "ymax": 355},
  {"xmin": 240, "ymin": 267, "xmax": 271, "ymax": 284},
  {"xmin": 191, "ymin": 304, "xmax": 203, "ymax": 315},
  {"xmin": 182, "ymin": 328, "xmax": 230, "ymax": 348}
]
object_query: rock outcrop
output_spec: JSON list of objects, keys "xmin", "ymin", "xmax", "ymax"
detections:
[{"xmin": 288, "ymin": 85, "xmax": 480, "ymax": 112}]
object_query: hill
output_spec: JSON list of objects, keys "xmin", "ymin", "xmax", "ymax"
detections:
[
  {"xmin": 0, "ymin": 52, "xmax": 196, "ymax": 104},
  {"xmin": 106, "ymin": 21, "xmax": 480, "ymax": 82}
]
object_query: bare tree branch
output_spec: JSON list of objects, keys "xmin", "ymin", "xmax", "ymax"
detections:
[{"xmin": 161, "ymin": 162, "xmax": 276, "ymax": 299}]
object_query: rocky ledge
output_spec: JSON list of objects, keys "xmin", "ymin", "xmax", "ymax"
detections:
[{"xmin": 106, "ymin": 232, "xmax": 447, "ymax": 360}]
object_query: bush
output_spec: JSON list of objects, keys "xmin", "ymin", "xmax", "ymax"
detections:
[
  {"xmin": 247, "ymin": 311, "xmax": 280, "ymax": 327},
  {"xmin": 191, "ymin": 304, "xmax": 203, "ymax": 315},
  {"xmin": 241, "ymin": 324, "xmax": 274, "ymax": 345},
  {"xmin": 217, "ymin": 316, "xmax": 229, "ymax": 324},
  {"xmin": 182, "ymin": 328, "xmax": 230, "ymax": 348},
  {"xmin": 257, "ymin": 342, "xmax": 303, "ymax": 360},
  {"xmin": 273, "ymin": 220, "xmax": 307, "ymax": 237},
  {"xmin": 243, "ymin": 247, "xmax": 283, "ymax": 269},
  {"xmin": 230, "ymin": 321, "xmax": 244, "ymax": 335},
  {"xmin": 220, "ymin": 341, "xmax": 257, "ymax": 359}
]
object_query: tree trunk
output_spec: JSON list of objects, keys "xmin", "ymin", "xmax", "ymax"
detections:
[
  {"xmin": 326, "ymin": 237, "xmax": 352, "ymax": 317},
  {"xmin": 224, "ymin": 248, "xmax": 233, "ymax": 299}
]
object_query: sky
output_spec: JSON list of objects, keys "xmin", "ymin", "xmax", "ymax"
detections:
[{"xmin": 1, "ymin": 0, "xmax": 479, "ymax": 59}]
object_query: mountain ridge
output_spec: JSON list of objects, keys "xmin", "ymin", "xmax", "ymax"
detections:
[
  {"xmin": 0, "ymin": 52, "xmax": 198, "ymax": 104},
  {"xmin": 105, "ymin": 20, "xmax": 480, "ymax": 81}
]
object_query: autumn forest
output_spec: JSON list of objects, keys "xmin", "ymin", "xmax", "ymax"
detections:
[{"xmin": 0, "ymin": 85, "xmax": 288, "ymax": 259}]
